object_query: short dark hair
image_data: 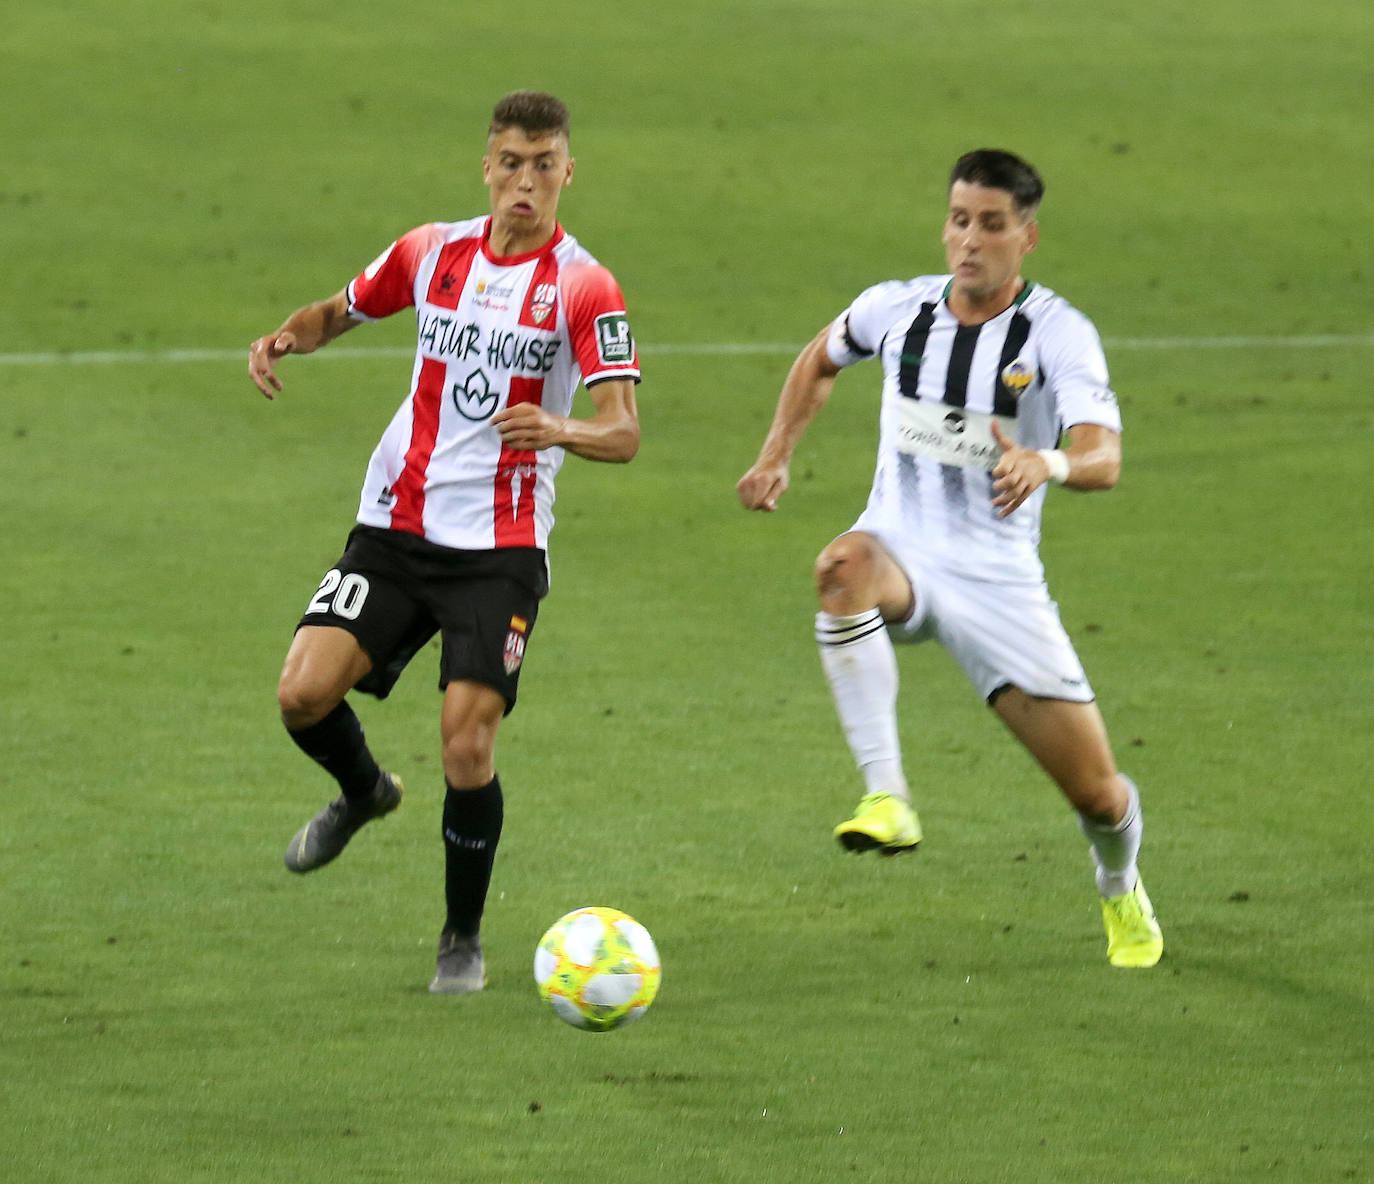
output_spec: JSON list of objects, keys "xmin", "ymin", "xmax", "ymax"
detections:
[
  {"xmin": 489, "ymin": 91, "xmax": 570, "ymax": 139},
  {"xmin": 949, "ymin": 149, "xmax": 1044, "ymax": 218}
]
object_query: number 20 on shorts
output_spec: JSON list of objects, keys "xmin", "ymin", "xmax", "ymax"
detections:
[{"xmin": 307, "ymin": 569, "xmax": 370, "ymax": 621}]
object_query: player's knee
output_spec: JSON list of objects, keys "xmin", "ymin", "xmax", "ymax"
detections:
[
  {"xmin": 814, "ymin": 534, "xmax": 867, "ymax": 593},
  {"xmin": 1072, "ymin": 771, "xmax": 1128, "ymax": 825},
  {"xmin": 441, "ymin": 729, "xmax": 497, "ymax": 788},
  {"xmin": 277, "ymin": 672, "xmax": 336, "ymax": 731},
  {"xmin": 814, "ymin": 533, "xmax": 885, "ymax": 613}
]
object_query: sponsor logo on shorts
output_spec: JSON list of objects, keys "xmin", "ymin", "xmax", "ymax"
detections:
[{"xmin": 504, "ymin": 615, "xmax": 529, "ymax": 674}]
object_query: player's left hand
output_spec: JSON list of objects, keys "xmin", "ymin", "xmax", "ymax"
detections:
[
  {"xmin": 492, "ymin": 401, "xmax": 567, "ymax": 451},
  {"xmin": 990, "ymin": 421, "xmax": 1053, "ymax": 518}
]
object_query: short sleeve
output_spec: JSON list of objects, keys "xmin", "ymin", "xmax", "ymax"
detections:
[
  {"xmin": 560, "ymin": 262, "xmax": 641, "ymax": 386},
  {"xmin": 1040, "ymin": 305, "xmax": 1122, "ymax": 432},
  {"xmin": 347, "ymin": 223, "xmax": 446, "ymax": 321},
  {"xmin": 825, "ymin": 282, "xmax": 900, "ymax": 368}
]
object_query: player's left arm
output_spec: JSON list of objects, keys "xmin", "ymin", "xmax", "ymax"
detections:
[
  {"xmin": 990, "ymin": 420, "xmax": 1121, "ymax": 517},
  {"xmin": 993, "ymin": 302, "xmax": 1123, "ymax": 515},
  {"xmin": 492, "ymin": 379, "xmax": 639, "ymax": 462}
]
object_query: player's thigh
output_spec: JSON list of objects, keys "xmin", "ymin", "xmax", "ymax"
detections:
[
  {"xmin": 433, "ymin": 558, "xmax": 544, "ymax": 786},
  {"xmin": 440, "ymin": 679, "xmax": 509, "ymax": 787},
  {"xmin": 278, "ymin": 625, "xmax": 374, "ymax": 724},
  {"xmin": 291, "ymin": 539, "xmax": 435, "ymax": 703},
  {"xmin": 430, "ymin": 551, "xmax": 546, "ymax": 716},
  {"xmin": 930, "ymin": 575, "xmax": 1092, "ymax": 701}
]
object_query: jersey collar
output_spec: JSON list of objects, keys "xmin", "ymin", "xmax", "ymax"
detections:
[
  {"xmin": 480, "ymin": 217, "xmax": 565, "ymax": 265},
  {"xmin": 941, "ymin": 277, "xmax": 1036, "ymax": 311}
]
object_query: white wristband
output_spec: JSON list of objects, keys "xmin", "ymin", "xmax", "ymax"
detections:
[{"xmin": 1037, "ymin": 449, "xmax": 1070, "ymax": 485}]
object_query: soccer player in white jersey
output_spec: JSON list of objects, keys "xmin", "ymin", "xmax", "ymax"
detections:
[
  {"xmin": 248, "ymin": 92, "xmax": 641, "ymax": 993},
  {"xmin": 737, "ymin": 149, "xmax": 1162, "ymax": 968}
]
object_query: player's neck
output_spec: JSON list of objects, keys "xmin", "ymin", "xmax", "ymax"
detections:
[
  {"xmin": 946, "ymin": 277, "xmax": 1026, "ymax": 326},
  {"xmin": 487, "ymin": 218, "xmax": 558, "ymax": 260}
]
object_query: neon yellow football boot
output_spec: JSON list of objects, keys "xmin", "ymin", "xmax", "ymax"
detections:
[
  {"xmin": 1100, "ymin": 878, "xmax": 1164, "ymax": 968},
  {"xmin": 833, "ymin": 792, "xmax": 922, "ymax": 856}
]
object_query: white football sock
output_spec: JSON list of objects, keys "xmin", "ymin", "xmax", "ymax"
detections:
[
  {"xmin": 815, "ymin": 609, "xmax": 910, "ymax": 801},
  {"xmin": 1078, "ymin": 774, "xmax": 1143, "ymax": 898}
]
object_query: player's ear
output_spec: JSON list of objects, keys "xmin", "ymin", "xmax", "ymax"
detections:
[
  {"xmin": 564, "ymin": 156, "xmax": 575, "ymax": 187},
  {"xmin": 1024, "ymin": 219, "xmax": 1039, "ymax": 254}
]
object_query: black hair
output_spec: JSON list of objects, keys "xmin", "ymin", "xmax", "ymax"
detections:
[{"xmin": 949, "ymin": 149, "xmax": 1044, "ymax": 217}]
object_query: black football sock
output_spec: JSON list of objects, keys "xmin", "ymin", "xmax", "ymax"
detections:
[
  {"xmin": 286, "ymin": 701, "xmax": 382, "ymax": 804},
  {"xmin": 441, "ymin": 776, "xmax": 504, "ymax": 939}
]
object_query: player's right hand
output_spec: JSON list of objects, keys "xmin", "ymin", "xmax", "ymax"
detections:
[
  {"xmin": 736, "ymin": 463, "xmax": 789, "ymax": 512},
  {"xmin": 249, "ymin": 331, "xmax": 297, "ymax": 399}
]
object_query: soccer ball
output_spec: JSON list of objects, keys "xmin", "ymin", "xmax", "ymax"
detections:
[{"xmin": 533, "ymin": 907, "xmax": 661, "ymax": 1032}]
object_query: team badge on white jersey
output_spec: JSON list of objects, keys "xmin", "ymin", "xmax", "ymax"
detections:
[
  {"xmin": 530, "ymin": 282, "xmax": 557, "ymax": 325},
  {"xmin": 1000, "ymin": 359, "xmax": 1034, "ymax": 398}
]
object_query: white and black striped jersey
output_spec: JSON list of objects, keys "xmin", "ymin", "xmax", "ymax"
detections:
[{"xmin": 826, "ymin": 276, "xmax": 1121, "ymax": 584}]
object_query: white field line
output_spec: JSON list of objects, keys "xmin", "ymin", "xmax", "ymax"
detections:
[{"xmin": 0, "ymin": 334, "xmax": 1371, "ymax": 367}]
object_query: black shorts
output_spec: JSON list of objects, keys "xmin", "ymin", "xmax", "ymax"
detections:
[{"xmin": 297, "ymin": 525, "xmax": 549, "ymax": 712}]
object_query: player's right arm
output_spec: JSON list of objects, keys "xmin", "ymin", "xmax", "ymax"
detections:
[
  {"xmin": 736, "ymin": 326, "xmax": 841, "ymax": 512},
  {"xmin": 249, "ymin": 289, "xmax": 359, "ymax": 399}
]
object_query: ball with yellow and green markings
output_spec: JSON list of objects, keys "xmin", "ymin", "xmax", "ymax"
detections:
[{"xmin": 533, "ymin": 907, "xmax": 661, "ymax": 1031}]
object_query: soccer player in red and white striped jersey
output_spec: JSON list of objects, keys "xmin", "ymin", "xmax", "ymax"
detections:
[{"xmin": 249, "ymin": 92, "xmax": 640, "ymax": 994}]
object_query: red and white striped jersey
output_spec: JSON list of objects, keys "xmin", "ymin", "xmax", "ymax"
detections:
[{"xmin": 344, "ymin": 216, "xmax": 640, "ymax": 551}]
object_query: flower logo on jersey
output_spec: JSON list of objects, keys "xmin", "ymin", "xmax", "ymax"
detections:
[
  {"xmin": 530, "ymin": 283, "xmax": 557, "ymax": 325},
  {"xmin": 1000, "ymin": 359, "xmax": 1034, "ymax": 399},
  {"xmin": 504, "ymin": 615, "xmax": 529, "ymax": 675},
  {"xmin": 452, "ymin": 368, "xmax": 499, "ymax": 421}
]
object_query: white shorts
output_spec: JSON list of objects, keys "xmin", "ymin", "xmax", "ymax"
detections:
[{"xmin": 863, "ymin": 530, "xmax": 1094, "ymax": 703}]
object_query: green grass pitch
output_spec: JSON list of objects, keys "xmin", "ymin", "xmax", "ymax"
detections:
[{"xmin": 2, "ymin": 1, "xmax": 1371, "ymax": 1181}]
